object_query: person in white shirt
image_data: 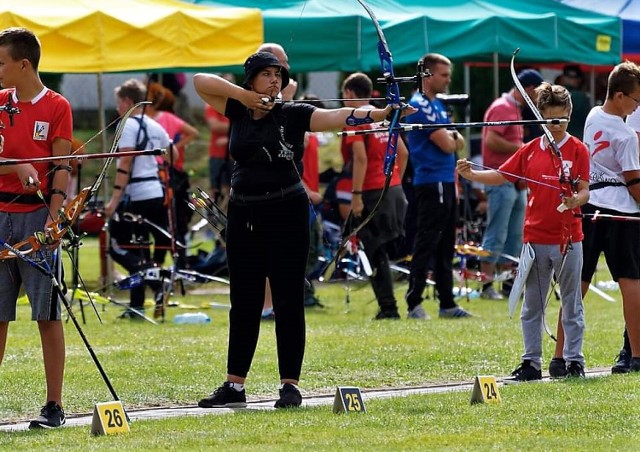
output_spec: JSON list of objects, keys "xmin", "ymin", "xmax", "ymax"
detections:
[{"xmin": 551, "ymin": 61, "xmax": 640, "ymax": 375}]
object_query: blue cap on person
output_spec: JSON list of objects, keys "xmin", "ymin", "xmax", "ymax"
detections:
[
  {"xmin": 517, "ymin": 68, "xmax": 544, "ymax": 88},
  {"xmin": 243, "ymin": 52, "xmax": 290, "ymax": 90}
]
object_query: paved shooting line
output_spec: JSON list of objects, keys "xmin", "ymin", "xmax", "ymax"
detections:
[{"xmin": 0, "ymin": 368, "xmax": 611, "ymax": 432}]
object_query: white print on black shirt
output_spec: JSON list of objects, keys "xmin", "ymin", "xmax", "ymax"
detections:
[
  {"xmin": 277, "ymin": 125, "xmax": 294, "ymax": 161},
  {"xmin": 261, "ymin": 147, "xmax": 273, "ymax": 161}
]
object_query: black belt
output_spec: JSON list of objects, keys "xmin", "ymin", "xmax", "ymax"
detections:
[
  {"xmin": 129, "ymin": 176, "xmax": 159, "ymax": 183},
  {"xmin": 230, "ymin": 182, "xmax": 304, "ymax": 204},
  {"xmin": 589, "ymin": 181, "xmax": 627, "ymax": 191},
  {"xmin": 0, "ymin": 192, "xmax": 50, "ymax": 204}
]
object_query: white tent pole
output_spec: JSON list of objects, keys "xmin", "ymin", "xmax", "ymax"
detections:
[
  {"xmin": 493, "ymin": 52, "xmax": 499, "ymax": 100},
  {"xmin": 589, "ymin": 67, "xmax": 596, "ymax": 106},
  {"xmin": 96, "ymin": 72, "xmax": 114, "ymax": 292}
]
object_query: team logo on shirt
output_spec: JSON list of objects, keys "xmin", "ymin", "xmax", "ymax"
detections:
[
  {"xmin": 33, "ymin": 121, "xmax": 49, "ymax": 141},
  {"xmin": 590, "ymin": 130, "xmax": 610, "ymax": 157}
]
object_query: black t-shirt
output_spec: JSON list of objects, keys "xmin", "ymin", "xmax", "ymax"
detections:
[{"xmin": 225, "ymin": 98, "xmax": 315, "ymax": 195}]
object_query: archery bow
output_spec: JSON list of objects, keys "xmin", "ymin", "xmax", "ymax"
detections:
[
  {"xmin": 321, "ymin": 0, "xmax": 409, "ymax": 280},
  {"xmin": 0, "ymin": 101, "xmax": 151, "ymax": 260}
]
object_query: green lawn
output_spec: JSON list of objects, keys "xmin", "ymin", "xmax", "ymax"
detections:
[{"xmin": 0, "ymin": 237, "xmax": 636, "ymax": 449}]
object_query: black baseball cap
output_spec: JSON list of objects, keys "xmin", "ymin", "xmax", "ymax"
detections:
[
  {"xmin": 517, "ymin": 68, "xmax": 544, "ymax": 88},
  {"xmin": 242, "ymin": 51, "xmax": 290, "ymax": 90}
]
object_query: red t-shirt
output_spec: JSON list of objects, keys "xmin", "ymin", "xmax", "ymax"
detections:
[
  {"xmin": 342, "ymin": 124, "xmax": 401, "ymax": 190},
  {"xmin": 482, "ymin": 93, "xmax": 524, "ymax": 169},
  {"xmin": 0, "ymin": 88, "xmax": 73, "ymax": 213},
  {"xmin": 153, "ymin": 111, "xmax": 186, "ymax": 170},
  {"xmin": 204, "ymin": 104, "xmax": 229, "ymax": 159},
  {"xmin": 500, "ymin": 135, "xmax": 589, "ymax": 245},
  {"xmin": 302, "ymin": 133, "xmax": 319, "ymax": 192}
]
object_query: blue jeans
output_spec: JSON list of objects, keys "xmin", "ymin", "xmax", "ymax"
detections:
[{"xmin": 481, "ymin": 182, "xmax": 526, "ymax": 264}]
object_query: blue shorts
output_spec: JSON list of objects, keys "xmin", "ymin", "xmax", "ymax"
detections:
[{"xmin": 0, "ymin": 208, "xmax": 61, "ymax": 321}]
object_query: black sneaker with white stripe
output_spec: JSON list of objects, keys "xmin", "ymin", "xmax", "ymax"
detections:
[
  {"xmin": 198, "ymin": 381, "xmax": 247, "ymax": 408},
  {"xmin": 28, "ymin": 401, "xmax": 65, "ymax": 429}
]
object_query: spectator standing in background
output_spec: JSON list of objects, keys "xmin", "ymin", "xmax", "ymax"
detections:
[
  {"xmin": 560, "ymin": 64, "xmax": 591, "ymax": 140},
  {"xmin": 404, "ymin": 53, "xmax": 472, "ymax": 320}
]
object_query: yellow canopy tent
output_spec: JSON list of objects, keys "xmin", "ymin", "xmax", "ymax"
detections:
[{"xmin": 0, "ymin": 0, "xmax": 263, "ymax": 72}]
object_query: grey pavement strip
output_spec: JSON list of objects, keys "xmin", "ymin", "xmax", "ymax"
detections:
[{"xmin": 0, "ymin": 368, "xmax": 611, "ymax": 432}]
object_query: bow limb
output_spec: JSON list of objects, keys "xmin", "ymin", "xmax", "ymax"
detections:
[
  {"xmin": 90, "ymin": 101, "xmax": 150, "ymax": 200},
  {"xmin": 510, "ymin": 50, "xmax": 573, "ymax": 187},
  {"xmin": 0, "ymin": 235, "xmax": 42, "ymax": 260},
  {"xmin": 320, "ymin": 0, "xmax": 401, "ymax": 280},
  {"xmin": 346, "ymin": 0, "xmax": 402, "ymax": 232}
]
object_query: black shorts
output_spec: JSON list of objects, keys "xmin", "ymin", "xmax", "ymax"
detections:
[{"xmin": 581, "ymin": 203, "xmax": 640, "ymax": 282}]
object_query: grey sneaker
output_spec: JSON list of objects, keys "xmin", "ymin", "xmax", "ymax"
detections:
[
  {"xmin": 439, "ymin": 306, "xmax": 472, "ymax": 318},
  {"xmin": 28, "ymin": 401, "xmax": 65, "ymax": 429},
  {"xmin": 481, "ymin": 286, "xmax": 504, "ymax": 300},
  {"xmin": 407, "ymin": 305, "xmax": 430, "ymax": 320}
]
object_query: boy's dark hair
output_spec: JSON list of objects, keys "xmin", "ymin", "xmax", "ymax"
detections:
[
  {"xmin": 0, "ymin": 27, "xmax": 41, "ymax": 71},
  {"xmin": 607, "ymin": 61, "xmax": 640, "ymax": 100},
  {"xmin": 115, "ymin": 79, "xmax": 147, "ymax": 104},
  {"xmin": 535, "ymin": 82, "xmax": 573, "ymax": 115},
  {"xmin": 342, "ymin": 72, "xmax": 373, "ymax": 99}
]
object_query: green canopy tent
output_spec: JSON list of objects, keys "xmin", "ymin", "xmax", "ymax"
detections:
[{"xmin": 185, "ymin": 0, "xmax": 621, "ymax": 73}]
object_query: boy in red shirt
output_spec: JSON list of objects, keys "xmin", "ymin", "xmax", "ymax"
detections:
[
  {"xmin": 457, "ymin": 83, "xmax": 589, "ymax": 381},
  {"xmin": 0, "ymin": 27, "xmax": 73, "ymax": 427}
]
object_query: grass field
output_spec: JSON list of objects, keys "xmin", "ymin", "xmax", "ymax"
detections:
[{"xmin": 1, "ymin": 236, "xmax": 639, "ymax": 450}]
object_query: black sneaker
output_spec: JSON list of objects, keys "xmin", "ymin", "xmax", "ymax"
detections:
[
  {"xmin": 631, "ymin": 357, "xmax": 640, "ymax": 372},
  {"xmin": 612, "ymin": 350, "xmax": 632, "ymax": 374},
  {"xmin": 548, "ymin": 357, "xmax": 567, "ymax": 378},
  {"xmin": 198, "ymin": 382, "xmax": 247, "ymax": 408},
  {"xmin": 374, "ymin": 309, "xmax": 400, "ymax": 320},
  {"xmin": 510, "ymin": 360, "xmax": 542, "ymax": 382},
  {"xmin": 567, "ymin": 361, "xmax": 585, "ymax": 378},
  {"xmin": 28, "ymin": 401, "xmax": 65, "ymax": 429},
  {"xmin": 274, "ymin": 383, "xmax": 302, "ymax": 409}
]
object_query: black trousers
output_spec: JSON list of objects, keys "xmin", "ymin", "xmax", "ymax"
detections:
[
  {"xmin": 406, "ymin": 182, "xmax": 457, "ymax": 310},
  {"xmin": 225, "ymin": 193, "xmax": 308, "ymax": 380},
  {"xmin": 109, "ymin": 196, "xmax": 170, "ymax": 309},
  {"xmin": 360, "ymin": 185, "xmax": 407, "ymax": 312}
]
